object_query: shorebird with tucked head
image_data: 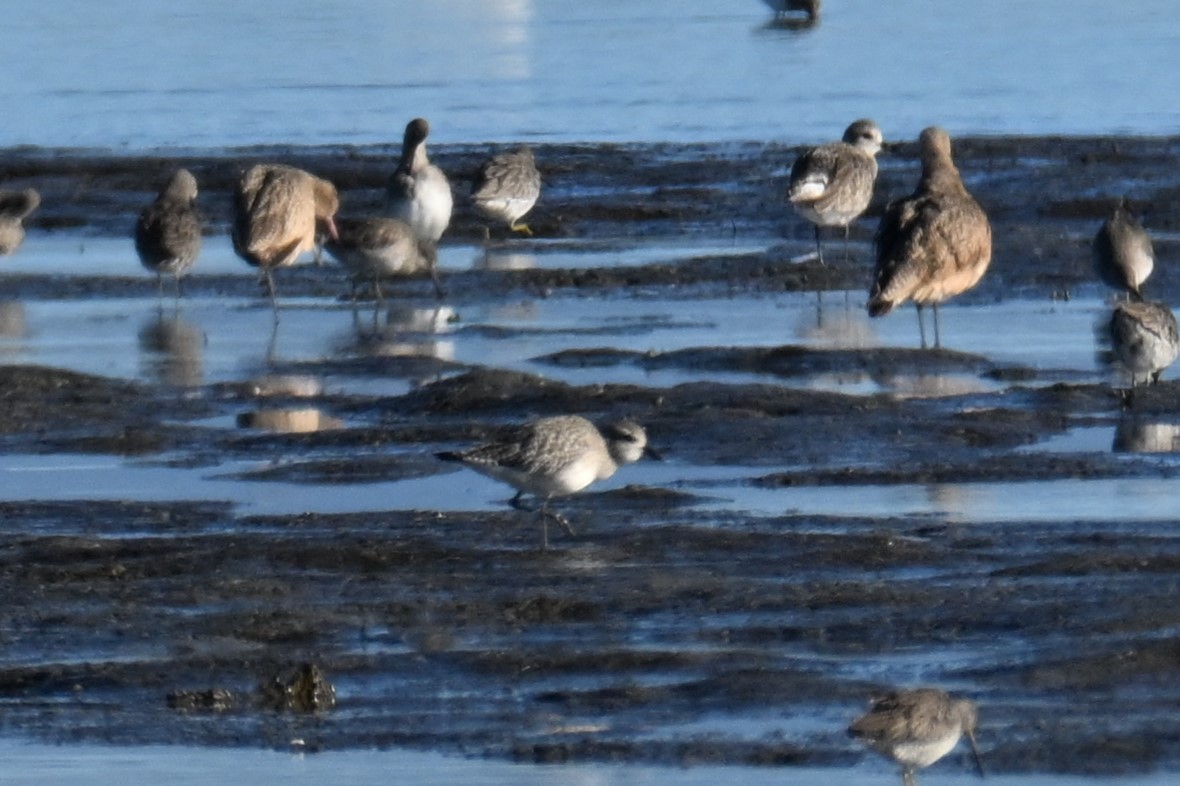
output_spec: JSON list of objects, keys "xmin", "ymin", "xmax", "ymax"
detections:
[
  {"xmin": 0, "ymin": 188, "xmax": 41, "ymax": 256},
  {"xmin": 232, "ymin": 164, "xmax": 339, "ymax": 307},
  {"xmin": 136, "ymin": 169, "xmax": 202, "ymax": 298},
  {"xmin": 849, "ymin": 688, "xmax": 985, "ymax": 786},
  {"xmin": 387, "ymin": 118, "xmax": 453, "ymax": 244},
  {"xmin": 471, "ymin": 146, "xmax": 542, "ymax": 236},
  {"xmin": 868, "ymin": 126, "xmax": 992, "ymax": 348},
  {"xmin": 324, "ymin": 216, "xmax": 441, "ymax": 301},
  {"xmin": 1093, "ymin": 199, "xmax": 1154, "ymax": 301},
  {"xmin": 788, "ymin": 119, "xmax": 883, "ymax": 265},
  {"xmin": 436, "ymin": 415, "xmax": 659, "ymax": 548}
]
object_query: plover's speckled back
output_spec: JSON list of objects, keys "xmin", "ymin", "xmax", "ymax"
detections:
[
  {"xmin": 849, "ymin": 688, "xmax": 984, "ymax": 786},
  {"xmin": 471, "ymin": 146, "xmax": 541, "ymax": 236},
  {"xmin": 1109, "ymin": 300, "xmax": 1179, "ymax": 387},
  {"xmin": 135, "ymin": 169, "xmax": 202, "ymax": 297},
  {"xmin": 868, "ymin": 126, "xmax": 992, "ymax": 348},
  {"xmin": 325, "ymin": 216, "xmax": 440, "ymax": 300},
  {"xmin": 0, "ymin": 188, "xmax": 41, "ymax": 256},
  {"xmin": 387, "ymin": 118, "xmax": 453, "ymax": 244},
  {"xmin": 1093, "ymin": 199, "xmax": 1154, "ymax": 300},
  {"xmin": 436, "ymin": 415, "xmax": 658, "ymax": 547},
  {"xmin": 232, "ymin": 164, "xmax": 339, "ymax": 306},
  {"xmin": 788, "ymin": 119, "xmax": 882, "ymax": 266}
]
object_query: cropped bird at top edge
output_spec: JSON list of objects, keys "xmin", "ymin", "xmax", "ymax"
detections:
[
  {"xmin": 324, "ymin": 216, "xmax": 441, "ymax": 302},
  {"xmin": 0, "ymin": 187, "xmax": 41, "ymax": 256},
  {"xmin": 848, "ymin": 687, "xmax": 985, "ymax": 786},
  {"xmin": 135, "ymin": 168, "xmax": 202, "ymax": 298},
  {"xmin": 232, "ymin": 163, "xmax": 339, "ymax": 308},
  {"xmin": 471, "ymin": 145, "xmax": 542, "ymax": 237},
  {"xmin": 867, "ymin": 126, "xmax": 992, "ymax": 349},
  {"xmin": 1093, "ymin": 198, "xmax": 1154, "ymax": 301},
  {"xmin": 436, "ymin": 415, "xmax": 659, "ymax": 548},
  {"xmin": 788, "ymin": 119, "xmax": 883, "ymax": 266},
  {"xmin": 387, "ymin": 117, "xmax": 453, "ymax": 244}
]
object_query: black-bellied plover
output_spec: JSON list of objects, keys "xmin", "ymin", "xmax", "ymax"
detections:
[
  {"xmin": 232, "ymin": 164, "xmax": 339, "ymax": 307},
  {"xmin": 868, "ymin": 126, "xmax": 992, "ymax": 348},
  {"xmin": 436, "ymin": 415, "xmax": 658, "ymax": 547},
  {"xmin": 848, "ymin": 688, "xmax": 985, "ymax": 786},
  {"xmin": 387, "ymin": 118, "xmax": 453, "ymax": 244},
  {"xmin": 0, "ymin": 188, "xmax": 41, "ymax": 255},
  {"xmin": 1093, "ymin": 199, "xmax": 1154, "ymax": 300},
  {"xmin": 788, "ymin": 119, "xmax": 882, "ymax": 265},
  {"xmin": 135, "ymin": 169, "xmax": 202, "ymax": 298},
  {"xmin": 471, "ymin": 146, "xmax": 542, "ymax": 236},
  {"xmin": 324, "ymin": 216, "xmax": 441, "ymax": 301},
  {"xmin": 1109, "ymin": 300, "xmax": 1179, "ymax": 387}
]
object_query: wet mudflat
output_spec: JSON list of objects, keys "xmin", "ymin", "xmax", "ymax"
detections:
[{"xmin": 2, "ymin": 137, "xmax": 1180, "ymax": 779}]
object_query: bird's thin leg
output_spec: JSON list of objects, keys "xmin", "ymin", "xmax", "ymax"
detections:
[
  {"xmin": 842, "ymin": 224, "xmax": 851, "ymax": 263},
  {"xmin": 814, "ymin": 224, "xmax": 825, "ymax": 266},
  {"xmin": 173, "ymin": 274, "xmax": 183, "ymax": 301},
  {"xmin": 902, "ymin": 768, "xmax": 916, "ymax": 786},
  {"xmin": 156, "ymin": 274, "xmax": 164, "ymax": 301},
  {"xmin": 512, "ymin": 221, "xmax": 534, "ymax": 237},
  {"xmin": 374, "ymin": 276, "xmax": 385, "ymax": 304},
  {"xmin": 916, "ymin": 303, "xmax": 928, "ymax": 349},
  {"xmin": 933, "ymin": 302, "xmax": 942, "ymax": 349}
]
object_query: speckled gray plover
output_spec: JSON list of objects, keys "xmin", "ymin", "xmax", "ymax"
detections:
[
  {"xmin": 387, "ymin": 118, "xmax": 453, "ymax": 244},
  {"xmin": 0, "ymin": 188, "xmax": 41, "ymax": 255},
  {"xmin": 1109, "ymin": 299, "xmax": 1179, "ymax": 387},
  {"xmin": 471, "ymin": 145, "xmax": 542, "ymax": 236},
  {"xmin": 135, "ymin": 169, "xmax": 202, "ymax": 298},
  {"xmin": 849, "ymin": 688, "xmax": 985, "ymax": 786},
  {"xmin": 788, "ymin": 119, "xmax": 883, "ymax": 265},
  {"xmin": 1093, "ymin": 199, "xmax": 1154, "ymax": 300},
  {"xmin": 436, "ymin": 415, "xmax": 658, "ymax": 548},
  {"xmin": 868, "ymin": 126, "xmax": 992, "ymax": 348},
  {"xmin": 324, "ymin": 216, "xmax": 440, "ymax": 301},
  {"xmin": 232, "ymin": 164, "xmax": 339, "ymax": 307}
]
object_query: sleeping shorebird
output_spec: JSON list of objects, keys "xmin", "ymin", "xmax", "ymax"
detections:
[
  {"xmin": 1093, "ymin": 199, "xmax": 1154, "ymax": 301},
  {"xmin": 471, "ymin": 145, "xmax": 542, "ymax": 236},
  {"xmin": 788, "ymin": 119, "xmax": 883, "ymax": 265},
  {"xmin": 1109, "ymin": 300, "xmax": 1179, "ymax": 387},
  {"xmin": 135, "ymin": 169, "xmax": 202, "ymax": 298},
  {"xmin": 232, "ymin": 164, "xmax": 339, "ymax": 308},
  {"xmin": 387, "ymin": 118, "xmax": 453, "ymax": 244},
  {"xmin": 436, "ymin": 415, "xmax": 659, "ymax": 548},
  {"xmin": 868, "ymin": 126, "xmax": 992, "ymax": 349},
  {"xmin": 0, "ymin": 188, "xmax": 41, "ymax": 255},
  {"xmin": 324, "ymin": 216, "xmax": 441, "ymax": 301},
  {"xmin": 849, "ymin": 688, "xmax": 985, "ymax": 786}
]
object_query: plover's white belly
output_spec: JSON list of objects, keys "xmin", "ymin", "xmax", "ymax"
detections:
[{"xmin": 890, "ymin": 729, "xmax": 961, "ymax": 769}]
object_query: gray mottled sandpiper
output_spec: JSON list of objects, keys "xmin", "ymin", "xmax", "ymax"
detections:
[
  {"xmin": 136, "ymin": 169, "xmax": 202, "ymax": 298},
  {"xmin": 324, "ymin": 216, "xmax": 440, "ymax": 300},
  {"xmin": 471, "ymin": 145, "xmax": 542, "ymax": 236},
  {"xmin": 1109, "ymin": 299, "xmax": 1179, "ymax": 387},
  {"xmin": 1093, "ymin": 199, "xmax": 1154, "ymax": 300}
]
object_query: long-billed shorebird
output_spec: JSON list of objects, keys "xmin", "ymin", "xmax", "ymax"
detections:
[
  {"xmin": 788, "ymin": 119, "xmax": 883, "ymax": 265},
  {"xmin": 848, "ymin": 688, "xmax": 985, "ymax": 786},
  {"xmin": 868, "ymin": 126, "xmax": 992, "ymax": 348},
  {"xmin": 135, "ymin": 169, "xmax": 202, "ymax": 298},
  {"xmin": 324, "ymin": 216, "xmax": 441, "ymax": 301},
  {"xmin": 232, "ymin": 164, "xmax": 339, "ymax": 307},
  {"xmin": 0, "ymin": 188, "xmax": 41, "ymax": 255},
  {"xmin": 387, "ymin": 118, "xmax": 453, "ymax": 244},
  {"xmin": 1093, "ymin": 199, "xmax": 1154, "ymax": 300},
  {"xmin": 471, "ymin": 146, "xmax": 542, "ymax": 236},
  {"xmin": 436, "ymin": 415, "xmax": 659, "ymax": 548},
  {"xmin": 1109, "ymin": 300, "xmax": 1179, "ymax": 387}
]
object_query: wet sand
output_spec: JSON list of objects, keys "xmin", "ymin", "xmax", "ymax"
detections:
[{"xmin": 2, "ymin": 136, "xmax": 1180, "ymax": 777}]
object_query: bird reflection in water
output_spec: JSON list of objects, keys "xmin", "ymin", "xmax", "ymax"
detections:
[
  {"xmin": 236, "ymin": 407, "xmax": 343, "ymax": 434},
  {"xmin": 474, "ymin": 247, "xmax": 537, "ymax": 271},
  {"xmin": 0, "ymin": 300, "xmax": 26, "ymax": 357},
  {"xmin": 1113, "ymin": 419, "xmax": 1180, "ymax": 454},
  {"xmin": 346, "ymin": 303, "xmax": 456, "ymax": 363},
  {"xmin": 138, "ymin": 308, "xmax": 204, "ymax": 388}
]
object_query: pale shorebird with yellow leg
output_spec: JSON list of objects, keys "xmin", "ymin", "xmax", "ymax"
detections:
[
  {"xmin": 471, "ymin": 145, "xmax": 541, "ymax": 237},
  {"xmin": 232, "ymin": 164, "xmax": 340, "ymax": 310},
  {"xmin": 436, "ymin": 415, "xmax": 659, "ymax": 548},
  {"xmin": 387, "ymin": 118, "xmax": 453, "ymax": 244},
  {"xmin": 788, "ymin": 118, "xmax": 883, "ymax": 266},
  {"xmin": 1093, "ymin": 198, "xmax": 1154, "ymax": 301},
  {"xmin": 324, "ymin": 216, "xmax": 441, "ymax": 301},
  {"xmin": 868, "ymin": 126, "xmax": 992, "ymax": 349},
  {"xmin": 848, "ymin": 688, "xmax": 985, "ymax": 786},
  {"xmin": 0, "ymin": 187, "xmax": 41, "ymax": 255},
  {"xmin": 135, "ymin": 169, "xmax": 202, "ymax": 299}
]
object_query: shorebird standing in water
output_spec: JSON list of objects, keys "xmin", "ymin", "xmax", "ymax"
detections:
[
  {"xmin": 232, "ymin": 164, "xmax": 339, "ymax": 308},
  {"xmin": 788, "ymin": 119, "xmax": 883, "ymax": 266},
  {"xmin": 848, "ymin": 688, "xmax": 985, "ymax": 786},
  {"xmin": 324, "ymin": 216, "xmax": 441, "ymax": 301},
  {"xmin": 387, "ymin": 118, "xmax": 453, "ymax": 244},
  {"xmin": 1093, "ymin": 199, "xmax": 1154, "ymax": 301},
  {"xmin": 1108, "ymin": 300, "xmax": 1179, "ymax": 387},
  {"xmin": 0, "ymin": 188, "xmax": 41, "ymax": 255},
  {"xmin": 471, "ymin": 146, "xmax": 542, "ymax": 237},
  {"xmin": 136, "ymin": 169, "xmax": 202, "ymax": 298},
  {"xmin": 867, "ymin": 126, "xmax": 992, "ymax": 349},
  {"xmin": 436, "ymin": 415, "xmax": 658, "ymax": 548}
]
